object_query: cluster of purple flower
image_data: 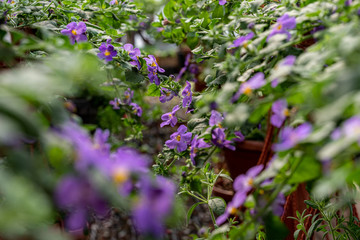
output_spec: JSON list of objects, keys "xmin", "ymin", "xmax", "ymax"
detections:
[
  {"xmin": 144, "ymin": 55, "xmax": 165, "ymax": 85},
  {"xmin": 109, "ymin": 88, "xmax": 142, "ymax": 117},
  {"xmin": 122, "ymin": 43, "xmax": 141, "ymax": 70},
  {"xmin": 56, "ymin": 123, "xmax": 175, "ymax": 237},
  {"xmin": 209, "ymin": 110, "xmax": 237, "ymax": 150}
]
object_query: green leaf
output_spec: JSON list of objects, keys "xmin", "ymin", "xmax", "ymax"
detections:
[
  {"xmin": 208, "ymin": 197, "xmax": 226, "ymax": 216},
  {"xmin": 187, "ymin": 202, "xmax": 204, "ymax": 225},
  {"xmin": 186, "ymin": 32, "xmax": 199, "ymax": 49},
  {"xmin": 163, "ymin": 0, "xmax": 175, "ymax": 19},
  {"xmin": 288, "ymin": 156, "xmax": 321, "ymax": 184},
  {"xmin": 125, "ymin": 70, "xmax": 145, "ymax": 84},
  {"xmin": 212, "ymin": 5, "xmax": 224, "ymax": 19},
  {"xmin": 264, "ymin": 214, "xmax": 289, "ymax": 240},
  {"xmin": 146, "ymin": 83, "xmax": 161, "ymax": 97}
]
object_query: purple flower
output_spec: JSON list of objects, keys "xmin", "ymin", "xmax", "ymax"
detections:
[
  {"xmin": 122, "ymin": 43, "xmax": 141, "ymax": 70},
  {"xmin": 130, "ymin": 103, "xmax": 142, "ymax": 117},
  {"xmin": 122, "ymin": 88, "xmax": 134, "ymax": 105},
  {"xmin": 189, "ymin": 64, "xmax": 199, "ymax": 75},
  {"xmin": 219, "ymin": 0, "xmax": 227, "ymax": 5},
  {"xmin": 144, "ymin": 55, "xmax": 165, "ymax": 85},
  {"xmin": 209, "ymin": 110, "xmax": 224, "ymax": 128},
  {"xmin": 216, "ymin": 192, "xmax": 246, "ymax": 225},
  {"xmin": 97, "ymin": 39, "xmax": 117, "ymax": 62},
  {"xmin": 55, "ymin": 175, "xmax": 108, "ymax": 231},
  {"xmin": 267, "ymin": 14, "xmax": 296, "ymax": 42},
  {"xmin": 228, "ymin": 32, "xmax": 255, "ymax": 49},
  {"xmin": 110, "ymin": 0, "xmax": 119, "ymax": 5},
  {"xmin": 109, "ymin": 98, "xmax": 121, "ymax": 109},
  {"xmin": 165, "ymin": 125, "xmax": 192, "ymax": 152},
  {"xmin": 160, "ymin": 105, "xmax": 180, "ymax": 128},
  {"xmin": 233, "ymin": 131, "xmax": 245, "ymax": 142},
  {"xmin": 159, "ymin": 88, "xmax": 176, "ymax": 103},
  {"xmin": 272, "ymin": 193, "xmax": 286, "ymax": 216},
  {"xmin": 231, "ymin": 72, "xmax": 266, "ymax": 102},
  {"xmin": 61, "ymin": 22, "xmax": 87, "ymax": 45},
  {"xmin": 60, "ymin": 123, "xmax": 110, "ymax": 173},
  {"xmin": 109, "ymin": 147, "xmax": 149, "ymax": 195},
  {"xmin": 342, "ymin": 116, "xmax": 360, "ymax": 138},
  {"xmin": 176, "ymin": 54, "xmax": 191, "ymax": 81},
  {"xmin": 133, "ymin": 176, "xmax": 176, "ymax": 237},
  {"xmin": 330, "ymin": 128, "xmax": 342, "ymax": 140},
  {"xmin": 270, "ymin": 99, "xmax": 290, "ymax": 128},
  {"xmin": 182, "ymin": 81, "xmax": 192, "ymax": 108},
  {"xmin": 273, "ymin": 123, "xmax": 312, "ymax": 151},
  {"xmin": 345, "ymin": 0, "xmax": 352, "ymax": 6},
  {"xmin": 211, "ymin": 128, "xmax": 235, "ymax": 151},
  {"xmin": 189, "ymin": 136, "xmax": 211, "ymax": 165},
  {"xmin": 233, "ymin": 165, "xmax": 263, "ymax": 193}
]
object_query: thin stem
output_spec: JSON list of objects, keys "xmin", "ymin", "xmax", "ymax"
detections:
[{"xmin": 208, "ymin": 204, "xmax": 217, "ymax": 227}]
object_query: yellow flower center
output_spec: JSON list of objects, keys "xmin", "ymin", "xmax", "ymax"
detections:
[
  {"xmin": 113, "ymin": 168, "xmax": 129, "ymax": 185},
  {"xmin": 229, "ymin": 207, "xmax": 237, "ymax": 215},
  {"xmin": 283, "ymin": 108, "xmax": 290, "ymax": 117},
  {"xmin": 166, "ymin": 92, "xmax": 170, "ymax": 96},
  {"xmin": 176, "ymin": 135, "xmax": 181, "ymax": 141},
  {"xmin": 115, "ymin": 0, "xmax": 118, "ymax": 4},
  {"xmin": 243, "ymin": 41, "xmax": 249, "ymax": 48},
  {"xmin": 243, "ymin": 86, "xmax": 252, "ymax": 95},
  {"xmin": 169, "ymin": 113, "xmax": 173, "ymax": 118},
  {"xmin": 11, "ymin": 0, "xmax": 15, "ymax": 3},
  {"xmin": 71, "ymin": 29, "xmax": 77, "ymax": 36},
  {"xmin": 187, "ymin": 91, "xmax": 191, "ymax": 96},
  {"xmin": 151, "ymin": 62, "xmax": 157, "ymax": 67},
  {"xmin": 104, "ymin": 50, "xmax": 111, "ymax": 56},
  {"xmin": 277, "ymin": 24, "xmax": 282, "ymax": 30},
  {"xmin": 217, "ymin": 123, "xmax": 223, "ymax": 129},
  {"xmin": 259, "ymin": 189, "xmax": 265, "ymax": 195},
  {"xmin": 247, "ymin": 178, "xmax": 254, "ymax": 186},
  {"xmin": 125, "ymin": 95, "xmax": 130, "ymax": 99}
]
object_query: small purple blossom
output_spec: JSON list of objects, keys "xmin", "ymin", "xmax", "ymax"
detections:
[
  {"xmin": 345, "ymin": 0, "xmax": 352, "ymax": 6},
  {"xmin": 219, "ymin": 0, "xmax": 227, "ymax": 5},
  {"xmin": 216, "ymin": 192, "xmax": 246, "ymax": 225},
  {"xmin": 211, "ymin": 128, "xmax": 235, "ymax": 151},
  {"xmin": 270, "ymin": 99, "xmax": 290, "ymax": 128},
  {"xmin": 97, "ymin": 39, "xmax": 117, "ymax": 62},
  {"xmin": 273, "ymin": 123, "xmax": 312, "ymax": 151},
  {"xmin": 122, "ymin": 88, "xmax": 134, "ymax": 105},
  {"xmin": 233, "ymin": 165, "xmax": 263, "ymax": 193},
  {"xmin": 130, "ymin": 103, "xmax": 142, "ymax": 117},
  {"xmin": 61, "ymin": 22, "xmax": 87, "ymax": 45},
  {"xmin": 122, "ymin": 43, "xmax": 141, "ymax": 70},
  {"xmin": 165, "ymin": 125, "xmax": 192, "ymax": 152},
  {"xmin": 231, "ymin": 72, "xmax": 266, "ymax": 102},
  {"xmin": 109, "ymin": 98, "xmax": 121, "ymax": 109},
  {"xmin": 55, "ymin": 175, "xmax": 108, "ymax": 231},
  {"xmin": 144, "ymin": 55, "xmax": 165, "ymax": 85},
  {"xmin": 188, "ymin": 64, "xmax": 199, "ymax": 75},
  {"xmin": 228, "ymin": 32, "xmax": 254, "ymax": 49},
  {"xmin": 271, "ymin": 55, "xmax": 296, "ymax": 87},
  {"xmin": 209, "ymin": 110, "xmax": 224, "ymax": 127},
  {"xmin": 189, "ymin": 136, "xmax": 211, "ymax": 165},
  {"xmin": 159, "ymin": 88, "xmax": 176, "ymax": 103},
  {"xmin": 267, "ymin": 14, "xmax": 296, "ymax": 42},
  {"xmin": 133, "ymin": 176, "xmax": 176, "ymax": 237},
  {"xmin": 342, "ymin": 116, "xmax": 360, "ymax": 139},
  {"xmin": 182, "ymin": 81, "xmax": 192, "ymax": 108},
  {"xmin": 233, "ymin": 131, "xmax": 245, "ymax": 142},
  {"xmin": 110, "ymin": 0, "xmax": 119, "ymax": 5},
  {"xmin": 160, "ymin": 105, "xmax": 180, "ymax": 128}
]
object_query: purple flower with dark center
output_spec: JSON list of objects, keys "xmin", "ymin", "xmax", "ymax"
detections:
[
  {"xmin": 273, "ymin": 123, "xmax": 312, "ymax": 151},
  {"xmin": 133, "ymin": 176, "xmax": 175, "ymax": 237},
  {"xmin": 61, "ymin": 22, "xmax": 87, "ymax": 45},
  {"xmin": 165, "ymin": 125, "xmax": 192, "ymax": 152},
  {"xmin": 271, "ymin": 99, "xmax": 290, "ymax": 128},
  {"xmin": 160, "ymin": 105, "xmax": 180, "ymax": 128},
  {"xmin": 97, "ymin": 39, "xmax": 117, "ymax": 62},
  {"xmin": 233, "ymin": 165, "xmax": 263, "ymax": 193},
  {"xmin": 231, "ymin": 72, "xmax": 266, "ymax": 102},
  {"xmin": 211, "ymin": 128, "xmax": 235, "ymax": 150},
  {"xmin": 267, "ymin": 14, "xmax": 296, "ymax": 42},
  {"xmin": 209, "ymin": 110, "xmax": 224, "ymax": 128},
  {"xmin": 188, "ymin": 64, "xmax": 199, "ymax": 75},
  {"xmin": 189, "ymin": 135, "xmax": 211, "ymax": 165},
  {"xmin": 159, "ymin": 88, "xmax": 176, "ymax": 103},
  {"xmin": 122, "ymin": 43, "xmax": 141, "ymax": 70},
  {"xmin": 109, "ymin": 98, "xmax": 121, "ymax": 109},
  {"xmin": 219, "ymin": 0, "xmax": 227, "ymax": 5},
  {"xmin": 55, "ymin": 175, "xmax": 108, "ymax": 231},
  {"xmin": 233, "ymin": 131, "xmax": 245, "ymax": 142},
  {"xmin": 228, "ymin": 32, "xmax": 255, "ymax": 49},
  {"xmin": 130, "ymin": 103, "xmax": 142, "ymax": 117},
  {"xmin": 144, "ymin": 55, "xmax": 165, "ymax": 85},
  {"xmin": 182, "ymin": 81, "xmax": 192, "ymax": 108},
  {"xmin": 122, "ymin": 88, "xmax": 133, "ymax": 105},
  {"xmin": 248, "ymin": 22, "xmax": 255, "ymax": 29},
  {"xmin": 216, "ymin": 192, "xmax": 246, "ymax": 225}
]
